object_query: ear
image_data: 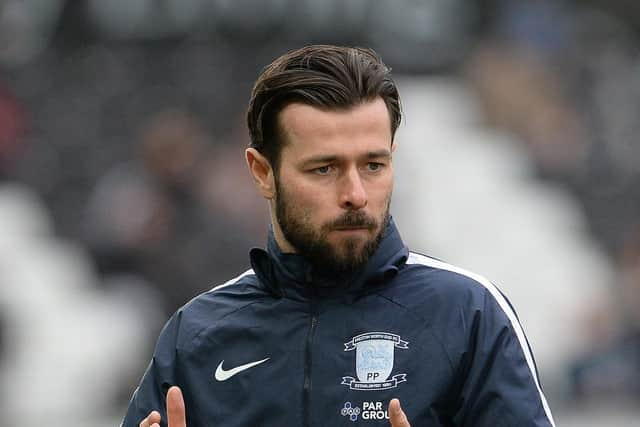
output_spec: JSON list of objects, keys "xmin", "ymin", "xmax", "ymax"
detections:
[
  {"xmin": 245, "ymin": 148, "xmax": 275, "ymax": 199},
  {"xmin": 391, "ymin": 141, "xmax": 397, "ymax": 153}
]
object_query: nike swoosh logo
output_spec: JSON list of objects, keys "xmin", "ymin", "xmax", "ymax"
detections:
[{"xmin": 214, "ymin": 358, "xmax": 269, "ymax": 381}]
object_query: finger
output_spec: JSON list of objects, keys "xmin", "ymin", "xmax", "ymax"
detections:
[
  {"xmin": 167, "ymin": 386, "xmax": 187, "ymax": 427},
  {"xmin": 140, "ymin": 411, "xmax": 161, "ymax": 427},
  {"xmin": 389, "ymin": 398, "xmax": 410, "ymax": 427}
]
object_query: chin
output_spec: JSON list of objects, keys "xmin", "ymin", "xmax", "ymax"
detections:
[{"xmin": 337, "ymin": 239, "xmax": 369, "ymax": 257}]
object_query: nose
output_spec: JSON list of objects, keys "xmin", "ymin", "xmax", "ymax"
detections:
[{"xmin": 339, "ymin": 167, "xmax": 368, "ymax": 210}]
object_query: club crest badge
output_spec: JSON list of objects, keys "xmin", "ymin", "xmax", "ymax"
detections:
[{"xmin": 341, "ymin": 332, "xmax": 409, "ymax": 391}]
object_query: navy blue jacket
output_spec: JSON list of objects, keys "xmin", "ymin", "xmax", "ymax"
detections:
[{"xmin": 122, "ymin": 219, "xmax": 555, "ymax": 426}]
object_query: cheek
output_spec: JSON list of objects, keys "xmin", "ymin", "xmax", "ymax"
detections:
[
  {"xmin": 280, "ymin": 180, "xmax": 328, "ymax": 220},
  {"xmin": 367, "ymin": 176, "xmax": 393, "ymax": 204},
  {"xmin": 280, "ymin": 172, "xmax": 333, "ymax": 207},
  {"xmin": 297, "ymin": 191, "xmax": 331, "ymax": 218}
]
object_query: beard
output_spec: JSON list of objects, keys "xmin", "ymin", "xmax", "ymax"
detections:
[{"xmin": 274, "ymin": 178, "xmax": 390, "ymax": 278}]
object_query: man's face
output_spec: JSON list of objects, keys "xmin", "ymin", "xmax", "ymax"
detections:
[{"xmin": 273, "ymin": 98, "xmax": 394, "ymax": 276}]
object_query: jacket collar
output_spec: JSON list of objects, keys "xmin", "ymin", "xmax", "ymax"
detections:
[{"xmin": 249, "ymin": 217, "xmax": 408, "ymax": 301}]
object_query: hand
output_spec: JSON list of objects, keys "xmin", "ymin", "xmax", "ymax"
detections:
[
  {"xmin": 139, "ymin": 386, "xmax": 186, "ymax": 427},
  {"xmin": 389, "ymin": 398, "xmax": 410, "ymax": 427}
]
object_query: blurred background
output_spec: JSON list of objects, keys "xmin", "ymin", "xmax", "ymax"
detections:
[{"xmin": 0, "ymin": 0, "xmax": 639, "ymax": 425}]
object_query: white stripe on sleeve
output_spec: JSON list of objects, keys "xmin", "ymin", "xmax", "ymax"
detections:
[
  {"xmin": 407, "ymin": 252, "xmax": 555, "ymax": 426},
  {"xmin": 210, "ymin": 268, "xmax": 255, "ymax": 292}
]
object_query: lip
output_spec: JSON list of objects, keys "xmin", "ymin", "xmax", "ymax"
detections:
[{"xmin": 332, "ymin": 227, "xmax": 370, "ymax": 233}]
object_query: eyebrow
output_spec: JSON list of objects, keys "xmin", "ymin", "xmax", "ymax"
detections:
[{"xmin": 300, "ymin": 150, "xmax": 392, "ymax": 168}]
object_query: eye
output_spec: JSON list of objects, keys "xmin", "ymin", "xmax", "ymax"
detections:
[
  {"xmin": 366, "ymin": 162, "xmax": 384, "ymax": 172},
  {"xmin": 314, "ymin": 165, "xmax": 332, "ymax": 175}
]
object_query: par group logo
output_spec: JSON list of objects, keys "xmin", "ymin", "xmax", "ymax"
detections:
[
  {"xmin": 340, "ymin": 401, "xmax": 392, "ymax": 422},
  {"xmin": 341, "ymin": 401, "xmax": 361, "ymax": 422}
]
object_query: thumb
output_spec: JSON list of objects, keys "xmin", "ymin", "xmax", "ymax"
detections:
[
  {"xmin": 167, "ymin": 386, "xmax": 187, "ymax": 427},
  {"xmin": 389, "ymin": 398, "xmax": 410, "ymax": 427}
]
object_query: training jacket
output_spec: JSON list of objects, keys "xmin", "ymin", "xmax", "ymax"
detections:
[{"xmin": 122, "ymin": 218, "xmax": 555, "ymax": 427}]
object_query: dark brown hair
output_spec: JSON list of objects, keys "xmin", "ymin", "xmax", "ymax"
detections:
[{"xmin": 246, "ymin": 45, "xmax": 402, "ymax": 171}]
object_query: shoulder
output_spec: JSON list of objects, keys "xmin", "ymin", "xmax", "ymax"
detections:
[
  {"xmin": 187, "ymin": 268, "xmax": 262, "ymax": 311},
  {"xmin": 391, "ymin": 252, "xmax": 534, "ymax": 358},
  {"xmin": 399, "ymin": 252, "xmax": 500, "ymax": 304},
  {"xmin": 388, "ymin": 252, "xmax": 519, "ymax": 327},
  {"xmin": 161, "ymin": 268, "xmax": 267, "ymax": 349}
]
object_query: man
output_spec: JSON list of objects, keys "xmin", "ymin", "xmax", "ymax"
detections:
[{"xmin": 123, "ymin": 45, "xmax": 555, "ymax": 427}]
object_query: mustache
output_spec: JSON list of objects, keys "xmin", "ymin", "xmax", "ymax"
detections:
[{"xmin": 326, "ymin": 211, "xmax": 377, "ymax": 230}]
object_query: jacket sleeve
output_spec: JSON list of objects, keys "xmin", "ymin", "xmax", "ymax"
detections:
[
  {"xmin": 121, "ymin": 311, "xmax": 182, "ymax": 427},
  {"xmin": 452, "ymin": 288, "xmax": 555, "ymax": 427}
]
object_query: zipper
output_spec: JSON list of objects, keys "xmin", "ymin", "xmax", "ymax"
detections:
[{"xmin": 303, "ymin": 298, "xmax": 319, "ymax": 427}]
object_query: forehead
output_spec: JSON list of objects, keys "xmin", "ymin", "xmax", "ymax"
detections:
[{"xmin": 277, "ymin": 98, "xmax": 392, "ymax": 158}]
